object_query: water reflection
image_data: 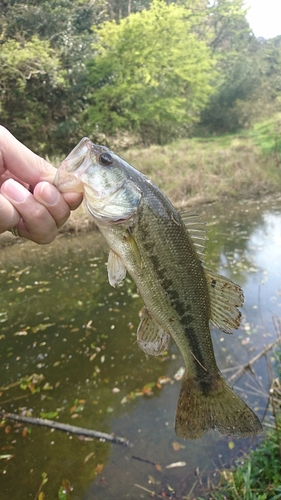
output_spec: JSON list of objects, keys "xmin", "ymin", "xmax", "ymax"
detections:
[{"xmin": 0, "ymin": 196, "xmax": 281, "ymax": 499}]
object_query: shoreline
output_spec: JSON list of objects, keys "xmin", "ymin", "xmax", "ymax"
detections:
[{"xmin": 1, "ymin": 187, "xmax": 279, "ymax": 249}]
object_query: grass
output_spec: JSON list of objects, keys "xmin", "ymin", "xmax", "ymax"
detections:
[
  {"xmin": 209, "ymin": 347, "xmax": 281, "ymax": 500},
  {"xmin": 119, "ymin": 113, "xmax": 281, "ymax": 208},
  {"xmin": 52, "ymin": 113, "xmax": 281, "ymax": 235}
]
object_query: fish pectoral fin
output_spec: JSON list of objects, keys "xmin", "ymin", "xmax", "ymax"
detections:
[
  {"xmin": 204, "ymin": 267, "xmax": 244, "ymax": 334},
  {"xmin": 107, "ymin": 249, "xmax": 126, "ymax": 287},
  {"xmin": 179, "ymin": 209, "xmax": 207, "ymax": 261},
  {"xmin": 137, "ymin": 307, "xmax": 170, "ymax": 356},
  {"xmin": 124, "ymin": 229, "xmax": 142, "ymax": 269}
]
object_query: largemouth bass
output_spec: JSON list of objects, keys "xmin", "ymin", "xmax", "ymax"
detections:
[{"xmin": 55, "ymin": 138, "xmax": 262, "ymax": 440}]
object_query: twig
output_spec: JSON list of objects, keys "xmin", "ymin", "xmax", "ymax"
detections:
[
  {"xmin": 1, "ymin": 411, "xmax": 130, "ymax": 447},
  {"xmin": 227, "ymin": 338, "xmax": 281, "ymax": 384},
  {"xmin": 134, "ymin": 483, "xmax": 163, "ymax": 499},
  {"xmin": 132, "ymin": 455, "xmax": 157, "ymax": 466}
]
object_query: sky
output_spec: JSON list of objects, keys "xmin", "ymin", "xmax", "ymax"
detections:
[{"xmin": 245, "ymin": 0, "xmax": 281, "ymax": 38}]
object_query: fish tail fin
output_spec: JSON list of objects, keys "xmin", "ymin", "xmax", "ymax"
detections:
[{"xmin": 175, "ymin": 373, "xmax": 262, "ymax": 440}]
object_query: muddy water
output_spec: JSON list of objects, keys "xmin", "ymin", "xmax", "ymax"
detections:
[{"xmin": 0, "ymin": 195, "xmax": 280, "ymax": 499}]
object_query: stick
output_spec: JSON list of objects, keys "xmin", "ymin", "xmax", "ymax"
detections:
[
  {"xmin": 1, "ymin": 411, "xmax": 130, "ymax": 447},
  {"xmin": 227, "ymin": 338, "xmax": 281, "ymax": 384}
]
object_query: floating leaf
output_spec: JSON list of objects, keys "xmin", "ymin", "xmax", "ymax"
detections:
[
  {"xmin": 84, "ymin": 452, "xmax": 95, "ymax": 464},
  {"xmin": 22, "ymin": 427, "xmax": 28, "ymax": 437},
  {"xmin": 142, "ymin": 382, "xmax": 155, "ymax": 396},
  {"xmin": 58, "ymin": 487, "xmax": 67, "ymax": 500},
  {"xmin": 14, "ymin": 330, "xmax": 28, "ymax": 336},
  {"xmin": 166, "ymin": 461, "xmax": 186, "ymax": 469},
  {"xmin": 0, "ymin": 454, "xmax": 14, "ymax": 460},
  {"xmin": 94, "ymin": 463, "xmax": 104, "ymax": 475},
  {"xmin": 157, "ymin": 376, "xmax": 172, "ymax": 386},
  {"xmin": 31, "ymin": 323, "xmax": 55, "ymax": 333},
  {"xmin": 174, "ymin": 367, "xmax": 185, "ymax": 381},
  {"xmin": 40, "ymin": 411, "xmax": 58, "ymax": 419},
  {"xmin": 148, "ymin": 475, "xmax": 160, "ymax": 485},
  {"xmin": 172, "ymin": 441, "xmax": 185, "ymax": 452},
  {"xmin": 228, "ymin": 441, "xmax": 235, "ymax": 450}
]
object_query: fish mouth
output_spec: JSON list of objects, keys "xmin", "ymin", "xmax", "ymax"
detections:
[
  {"xmin": 54, "ymin": 138, "xmax": 93, "ymax": 193},
  {"xmin": 54, "ymin": 168, "xmax": 85, "ymax": 193}
]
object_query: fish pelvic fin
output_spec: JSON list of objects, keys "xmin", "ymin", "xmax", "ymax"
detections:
[
  {"xmin": 137, "ymin": 307, "xmax": 170, "ymax": 356},
  {"xmin": 175, "ymin": 372, "xmax": 262, "ymax": 440}
]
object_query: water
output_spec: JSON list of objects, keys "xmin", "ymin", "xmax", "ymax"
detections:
[{"xmin": 0, "ymin": 195, "xmax": 281, "ymax": 499}]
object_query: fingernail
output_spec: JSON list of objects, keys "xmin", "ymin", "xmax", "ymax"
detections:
[
  {"xmin": 37, "ymin": 183, "xmax": 60, "ymax": 206},
  {"xmin": 3, "ymin": 179, "xmax": 29, "ymax": 203}
]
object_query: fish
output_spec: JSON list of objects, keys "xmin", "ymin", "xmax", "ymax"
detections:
[{"xmin": 55, "ymin": 137, "xmax": 263, "ymax": 440}]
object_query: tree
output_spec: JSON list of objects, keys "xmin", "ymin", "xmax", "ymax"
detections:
[
  {"xmin": 0, "ymin": 0, "xmax": 104, "ymax": 154},
  {"xmin": 85, "ymin": 0, "xmax": 217, "ymax": 145},
  {"xmin": 198, "ymin": 0, "xmax": 263, "ymax": 133},
  {"xmin": 0, "ymin": 36, "xmax": 68, "ymax": 152}
]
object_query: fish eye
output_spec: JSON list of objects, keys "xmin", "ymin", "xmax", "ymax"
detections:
[{"xmin": 99, "ymin": 152, "xmax": 113, "ymax": 166}]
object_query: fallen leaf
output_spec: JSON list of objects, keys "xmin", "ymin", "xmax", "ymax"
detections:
[
  {"xmin": 166, "ymin": 461, "xmax": 186, "ymax": 469},
  {"xmin": 172, "ymin": 441, "xmax": 185, "ymax": 451},
  {"xmin": 228, "ymin": 441, "xmax": 235, "ymax": 450},
  {"xmin": 84, "ymin": 452, "xmax": 95, "ymax": 464},
  {"xmin": 173, "ymin": 367, "xmax": 185, "ymax": 381},
  {"xmin": 22, "ymin": 427, "xmax": 28, "ymax": 437},
  {"xmin": 0, "ymin": 454, "xmax": 14, "ymax": 460},
  {"xmin": 94, "ymin": 463, "xmax": 104, "ymax": 475}
]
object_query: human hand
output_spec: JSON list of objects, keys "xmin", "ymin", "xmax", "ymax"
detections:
[{"xmin": 0, "ymin": 126, "xmax": 83, "ymax": 244}]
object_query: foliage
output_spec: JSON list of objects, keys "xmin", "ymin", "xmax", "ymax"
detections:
[
  {"xmin": 0, "ymin": 0, "xmax": 281, "ymax": 151},
  {"xmin": 211, "ymin": 347, "xmax": 281, "ymax": 500},
  {"xmin": 0, "ymin": 36, "xmax": 67, "ymax": 153},
  {"xmin": 0, "ymin": 0, "xmax": 101, "ymax": 154},
  {"xmin": 85, "ymin": 0, "xmax": 216, "ymax": 145}
]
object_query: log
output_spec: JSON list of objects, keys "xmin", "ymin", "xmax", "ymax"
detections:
[{"xmin": 1, "ymin": 411, "xmax": 131, "ymax": 447}]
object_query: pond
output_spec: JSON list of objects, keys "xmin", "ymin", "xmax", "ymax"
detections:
[{"xmin": 0, "ymin": 195, "xmax": 281, "ymax": 499}]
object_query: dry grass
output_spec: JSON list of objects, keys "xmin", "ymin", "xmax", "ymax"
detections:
[{"xmin": 121, "ymin": 134, "xmax": 281, "ymax": 208}]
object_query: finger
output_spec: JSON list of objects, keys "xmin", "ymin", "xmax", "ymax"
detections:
[
  {"xmin": 0, "ymin": 194, "xmax": 21, "ymax": 233},
  {"xmin": 33, "ymin": 182, "xmax": 71, "ymax": 229},
  {"xmin": 1, "ymin": 179, "xmax": 60, "ymax": 244},
  {"xmin": 0, "ymin": 126, "xmax": 56, "ymax": 185},
  {"xmin": 62, "ymin": 191, "xmax": 83, "ymax": 211}
]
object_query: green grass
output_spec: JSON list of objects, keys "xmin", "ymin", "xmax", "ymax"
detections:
[{"xmin": 210, "ymin": 347, "xmax": 281, "ymax": 500}]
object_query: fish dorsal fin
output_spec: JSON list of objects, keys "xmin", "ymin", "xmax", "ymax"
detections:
[
  {"xmin": 179, "ymin": 210, "xmax": 207, "ymax": 261},
  {"xmin": 107, "ymin": 249, "xmax": 126, "ymax": 287},
  {"xmin": 137, "ymin": 307, "xmax": 170, "ymax": 356},
  {"xmin": 204, "ymin": 267, "xmax": 244, "ymax": 334}
]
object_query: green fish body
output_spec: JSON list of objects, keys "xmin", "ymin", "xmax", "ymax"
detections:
[{"xmin": 55, "ymin": 138, "xmax": 262, "ymax": 439}]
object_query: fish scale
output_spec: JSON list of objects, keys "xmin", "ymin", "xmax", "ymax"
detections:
[{"xmin": 55, "ymin": 137, "xmax": 263, "ymax": 440}]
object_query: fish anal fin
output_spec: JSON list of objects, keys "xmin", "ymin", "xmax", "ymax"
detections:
[
  {"xmin": 204, "ymin": 267, "xmax": 244, "ymax": 334},
  {"xmin": 137, "ymin": 307, "xmax": 170, "ymax": 356},
  {"xmin": 179, "ymin": 210, "xmax": 207, "ymax": 261},
  {"xmin": 175, "ymin": 372, "xmax": 262, "ymax": 440},
  {"xmin": 107, "ymin": 249, "xmax": 126, "ymax": 287}
]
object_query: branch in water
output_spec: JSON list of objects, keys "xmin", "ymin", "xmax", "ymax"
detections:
[
  {"xmin": 227, "ymin": 337, "xmax": 281, "ymax": 384},
  {"xmin": 0, "ymin": 411, "xmax": 131, "ymax": 447}
]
